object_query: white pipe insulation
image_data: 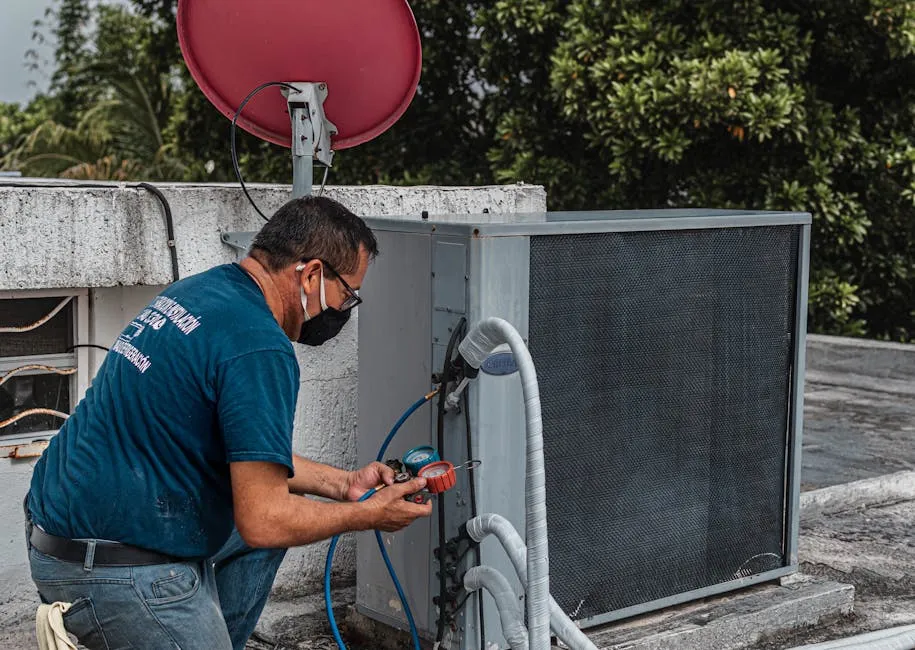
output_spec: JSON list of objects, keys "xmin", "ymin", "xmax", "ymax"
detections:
[
  {"xmin": 463, "ymin": 566, "xmax": 529, "ymax": 650},
  {"xmin": 465, "ymin": 514, "xmax": 598, "ymax": 650},
  {"xmin": 459, "ymin": 317, "xmax": 551, "ymax": 650}
]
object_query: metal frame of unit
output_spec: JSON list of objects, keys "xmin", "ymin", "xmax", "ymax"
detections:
[{"xmin": 222, "ymin": 208, "xmax": 811, "ymax": 649}]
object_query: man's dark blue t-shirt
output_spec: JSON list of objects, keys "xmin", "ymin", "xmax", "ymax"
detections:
[{"xmin": 28, "ymin": 264, "xmax": 300, "ymax": 558}]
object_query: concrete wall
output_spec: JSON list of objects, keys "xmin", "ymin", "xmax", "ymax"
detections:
[
  {"xmin": 88, "ymin": 286, "xmax": 167, "ymax": 373},
  {"xmin": 0, "ymin": 180, "xmax": 546, "ymax": 645},
  {"xmin": 0, "ymin": 180, "xmax": 546, "ymax": 289}
]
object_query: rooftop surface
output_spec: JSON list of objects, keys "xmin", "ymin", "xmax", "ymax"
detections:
[
  {"xmin": 803, "ymin": 381, "xmax": 915, "ymax": 490},
  {"xmin": 761, "ymin": 337, "xmax": 915, "ymax": 648}
]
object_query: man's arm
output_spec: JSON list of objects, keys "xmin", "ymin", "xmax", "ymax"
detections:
[
  {"xmin": 288, "ymin": 455, "xmax": 397, "ymax": 501},
  {"xmin": 233, "ymin": 461, "xmax": 431, "ymax": 548},
  {"xmin": 288, "ymin": 455, "xmax": 350, "ymax": 500}
]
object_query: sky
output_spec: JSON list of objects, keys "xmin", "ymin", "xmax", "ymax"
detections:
[
  {"xmin": 0, "ymin": 1, "xmax": 55, "ymax": 105},
  {"xmin": 1, "ymin": 0, "xmax": 130, "ymax": 106}
]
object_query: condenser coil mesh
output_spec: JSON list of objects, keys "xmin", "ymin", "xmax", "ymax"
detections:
[{"xmin": 528, "ymin": 226, "xmax": 799, "ymax": 620}]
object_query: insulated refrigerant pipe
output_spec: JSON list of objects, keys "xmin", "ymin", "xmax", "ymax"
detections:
[
  {"xmin": 464, "ymin": 514, "xmax": 598, "ymax": 650},
  {"xmin": 463, "ymin": 566, "xmax": 529, "ymax": 650},
  {"xmin": 458, "ymin": 318, "xmax": 551, "ymax": 650}
]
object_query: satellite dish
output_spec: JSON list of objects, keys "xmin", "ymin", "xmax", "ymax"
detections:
[
  {"xmin": 178, "ymin": 0, "xmax": 422, "ymax": 150},
  {"xmin": 177, "ymin": 0, "xmax": 422, "ymax": 198}
]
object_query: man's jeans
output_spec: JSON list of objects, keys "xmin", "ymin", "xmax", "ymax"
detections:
[{"xmin": 25, "ymin": 504, "xmax": 286, "ymax": 650}]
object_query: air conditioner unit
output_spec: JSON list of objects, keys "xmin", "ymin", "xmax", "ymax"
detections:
[{"xmin": 356, "ymin": 209, "xmax": 810, "ymax": 649}]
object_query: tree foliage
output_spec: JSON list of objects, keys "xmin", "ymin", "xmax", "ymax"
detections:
[
  {"xmin": 1, "ymin": 0, "xmax": 913, "ymax": 340},
  {"xmin": 478, "ymin": 0, "xmax": 915, "ymax": 339}
]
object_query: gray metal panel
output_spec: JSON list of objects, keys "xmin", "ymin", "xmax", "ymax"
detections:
[
  {"xmin": 577, "ymin": 565, "xmax": 797, "ymax": 629},
  {"xmin": 472, "ymin": 213, "xmax": 810, "ymax": 236},
  {"xmin": 363, "ymin": 210, "xmax": 811, "ymax": 237},
  {"xmin": 786, "ymin": 224, "xmax": 811, "ymax": 565},
  {"xmin": 432, "ymin": 238, "xmax": 470, "ymax": 374},
  {"xmin": 433, "ymin": 240, "xmax": 468, "ymax": 313},
  {"xmin": 541, "ymin": 209, "xmax": 801, "ymax": 221},
  {"xmin": 461, "ymin": 235, "xmax": 532, "ymax": 650},
  {"xmin": 356, "ymin": 230, "xmax": 436, "ymax": 633}
]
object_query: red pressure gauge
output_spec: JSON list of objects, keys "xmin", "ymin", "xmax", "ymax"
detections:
[{"xmin": 417, "ymin": 461, "xmax": 456, "ymax": 494}]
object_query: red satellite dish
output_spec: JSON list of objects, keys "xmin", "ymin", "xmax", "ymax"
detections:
[{"xmin": 177, "ymin": 0, "xmax": 422, "ymax": 150}]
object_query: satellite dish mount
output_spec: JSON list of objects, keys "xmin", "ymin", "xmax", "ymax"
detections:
[{"xmin": 283, "ymin": 82, "xmax": 337, "ymax": 197}]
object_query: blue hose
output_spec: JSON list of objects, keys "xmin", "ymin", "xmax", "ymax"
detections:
[
  {"xmin": 374, "ymin": 529, "xmax": 422, "ymax": 649},
  {"xmin": 376, "ymin": 394, "xmax": 436, "ymax": 463},
  {"xmin": 324, "ymin": 393, "xmax": 434, "ymax": 650}
]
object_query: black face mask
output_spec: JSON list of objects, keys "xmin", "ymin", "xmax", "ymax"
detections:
[{"xmin": 297, "ymin": 307, "xmax": 351, "ymax": 346}]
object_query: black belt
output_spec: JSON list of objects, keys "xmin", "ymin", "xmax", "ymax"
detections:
[{"xmin": 29, "ymin": 525, "xmax": 181, "ymax": 566}]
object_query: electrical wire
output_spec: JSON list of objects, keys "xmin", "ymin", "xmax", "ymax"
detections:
[
  {"xmin": 0, "ymin": 408, "xmax": 68, "ymax": 430},
  {"xmin": 325, "ymin": 392, "xmax": 438, "ymax": 650},
  {"xmin": 0, "ymin": 365, "xmax": 76, "ymax": 388},
  {"xmin": 66, "ymin": 344, "xmax": 110, "ymax": 353},
  {"xmin": 0, "ymin": 182, "xmax": 179, "ymax": 283},
  {"xmin": 136, "ymin": 182, "xmax": 179, "ymax": 282},
  {"xmin": 0, "ymin": 297, "xmax": 72, "ymax": 333},
  {"xmin": 318, "ymin": 165, "xmax": 330, "ymax": 197},
  {"xmin": 230, "ymin": 81, "xmax": 301, "ymax": 221}
]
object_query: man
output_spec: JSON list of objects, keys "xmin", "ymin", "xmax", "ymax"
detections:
[{"xmin": 25, "ymin": 196, "xmax": 431, "ymax": 649}]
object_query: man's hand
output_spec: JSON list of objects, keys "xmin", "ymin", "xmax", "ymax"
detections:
[
  {"xmin": 343, "ymin": 461, "xmax": 396, "ymax": 501},
  {"xmin": 231, "ymin": 462, "xmax": 431, "ymax": 547},
  {"xmin": 364, "ymin": 478, "xmax": 433, "ymax": 532}
]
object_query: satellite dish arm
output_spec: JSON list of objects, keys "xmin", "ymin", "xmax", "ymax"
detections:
[{"xmin": 283, "ymin": 82, "xmax": 338, "ymax": 198}]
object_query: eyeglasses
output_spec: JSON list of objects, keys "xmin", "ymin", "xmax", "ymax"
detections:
[{"xmin": 320, "ymin": 260, "xmax": 362, "ymax": 312}]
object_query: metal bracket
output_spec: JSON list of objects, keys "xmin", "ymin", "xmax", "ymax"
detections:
[
  {"xmin": 282, "ymin": 82, "xmax": 337, "ymax": 198},
  {"xmin": 220, "ymin": 231, "xmax": 257, "ymax": 254},
  {"xmin": 1, "ymin": 439, "xmax": 49, "ymax": 459}
]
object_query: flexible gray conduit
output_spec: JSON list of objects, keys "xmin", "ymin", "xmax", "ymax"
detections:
[
  {"xmin": 459, "ymin": 317, "xmax": 551, "ymax": 650},
  {"xmin": 464, "ymin": 566, "xmax": 529, "ymax": 650},
  {"xmin": 465, "ymin": 514, "xmax": 598, "ymax": 650},
  {"xmin": 787, "ymin": 624, "xmax": 915, "ymax": 649}
]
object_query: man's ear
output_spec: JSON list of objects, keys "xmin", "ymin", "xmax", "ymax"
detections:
[{"xmin": 295, "ymin": 259, "xmax": 323, "ymax": 290}]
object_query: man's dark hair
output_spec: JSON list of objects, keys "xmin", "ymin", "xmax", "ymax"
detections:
[{"xmin": 251, "ymin": 196, "xmax": 379, "ymax": 275}]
